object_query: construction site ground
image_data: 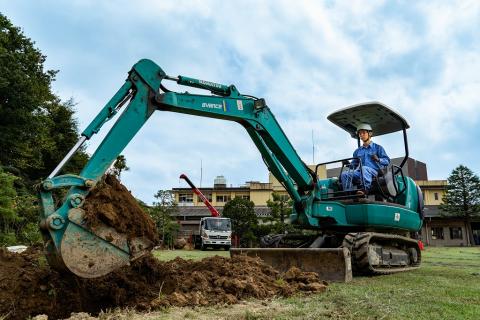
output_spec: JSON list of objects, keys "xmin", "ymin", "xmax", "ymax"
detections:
[
  {"xmin": 1, "ymin": 247, "xmax": 479, "ymax": 320},
  {"xmin": 2, "ymin": 178, "xmax": 479, "ymax": 319}
]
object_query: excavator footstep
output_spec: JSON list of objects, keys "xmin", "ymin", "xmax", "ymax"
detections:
[{"xmin": 230, "ymin": 247, "xmax": 352, "ymax": 282}]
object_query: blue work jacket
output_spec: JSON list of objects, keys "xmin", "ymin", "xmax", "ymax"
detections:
[{"xmin": 351, "ymin": 142, "xmax": 390, "ymax": 172}]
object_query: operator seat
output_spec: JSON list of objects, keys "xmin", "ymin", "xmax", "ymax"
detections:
[{"xmin": 373, "ymin": 165, "xmax": 398, "ymax": 200}]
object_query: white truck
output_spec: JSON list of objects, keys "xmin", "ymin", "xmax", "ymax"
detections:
[
  {"xmin": 193, "ymin": 217, "xmax": 232, "ymax": 250},
  {"xmin": 179, "ymin": 174, "xmax": 233, "ymax": 251}
]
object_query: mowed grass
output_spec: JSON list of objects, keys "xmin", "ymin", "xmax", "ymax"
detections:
[
  {"xmin": 98, "ymin": 247, "xmax": 480, "ymax": 320},
  {"xmin": 152, "ymin": 249, "xmax": 230, "ymax": 261},
  {"xmin": 276, "ymin": 247, "xmax": 480, "ymax": 320}
]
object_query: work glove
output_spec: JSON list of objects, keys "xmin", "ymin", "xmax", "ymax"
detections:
[{"xmin": 371, "ymin": 154, "xmax": 379, "ymax": 162}]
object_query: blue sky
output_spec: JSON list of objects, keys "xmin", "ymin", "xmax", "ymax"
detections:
[{"xmin": 2, "ymin": 1, "xmax": 480, "ymax": 203}]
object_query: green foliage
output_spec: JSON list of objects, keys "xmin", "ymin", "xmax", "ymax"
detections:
[
  {"xmin": 149, "ymin": 190, "xmax": 179, "ymax": 249},
  {"xmin": 222, "ymin": 197, "xmax": 258, "ymax": 247},
  {"xmin": 440, "ymin": 165, "xmax": 480, "ymax": 218},
  {"xmin": 440, "ymin": 165, "xmax": 480, "ymax": 245},
  {"xmin": 108, "ymin": 154, "xmax": 130, "ymax": 180},
  {"xmin": 0, "ymin": 14, "xmax": 88, "ymax": 246},
  {"xmin": 264, "ymin": 192, "xmax": 295, "ymax": 234},
  {"xmin": 0, "ymin": 231, "xmax": 17, "ymax": 247},
  {"xmin": 0, "ymin": 168, "xmax": 17, "ymax": 223},
  {"xmin": 0, "ymin": 168, "xmax": 41, "ymax": 245},
  {"xmin": 0, "ymin": 168, "xmax": 20, "ymax": 246},
  {"xmin": 0, "ymin": 14, "xmax": 88, "ymax": 181},
  {"xmin": 14, "ymin": 194, "xmax": 42, "ymax": 245}
]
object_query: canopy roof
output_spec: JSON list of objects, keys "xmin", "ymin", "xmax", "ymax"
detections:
[{"xmin": 327, "ymin": 102, "xmax": 409, "ymax": 138}]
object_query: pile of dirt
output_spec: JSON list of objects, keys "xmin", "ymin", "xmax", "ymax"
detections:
[
  {"xmin": 83, "ymin": 174, "xmax": 158, "ymax": 243},
  {"xmin": 0, "ymin": 247, "xmax": 328, "ymax": 320}
]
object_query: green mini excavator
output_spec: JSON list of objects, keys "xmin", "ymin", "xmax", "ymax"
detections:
[{"xmin": 39, "ymin": 59, "xmax": 423, "ymax": 281}]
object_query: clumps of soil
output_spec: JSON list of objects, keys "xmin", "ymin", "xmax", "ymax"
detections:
[
  {"xmin": 0, "ymin": 246, "xmax": 81, "ymax": 320},
  {"xmin": 83, "ymin": 174, "xmax": 158, "ymax": 243},
  {"xmin": 0, "ymin": 247, "xmax": 328, "ymax": 320}
]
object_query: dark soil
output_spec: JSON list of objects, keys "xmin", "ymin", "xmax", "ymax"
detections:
[
  {"xmin": 0, "ymin": 176, "xmax": 327, "ymax": 319},
  {"xmin": 0, "ymin": 248, "xmax": 328, "ymax": 320},
  {"xmin": 83, "ymin": 174, "xmax": 158, "ymax": 243}
]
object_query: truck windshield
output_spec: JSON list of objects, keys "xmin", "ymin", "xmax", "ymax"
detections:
[{"xmin": 204, "ymin": 219, "xmax": 231, "ymax": 232}]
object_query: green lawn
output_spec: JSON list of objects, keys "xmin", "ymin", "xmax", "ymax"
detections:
[
  {"xmin": 279, "ymin": 247, "xmax": 480, "ymax": 320},
  {"xmin": 107, "ymin": 247, "xmax": 480, "ymax": 320},
  {"xmin": 152, "ymin": 249, "xmax": 229, "ymax": 261}
]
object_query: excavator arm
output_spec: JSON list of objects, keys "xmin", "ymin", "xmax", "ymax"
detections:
[{"xmin": 39, "ymin": 59, "xmax": 317, "ymax": 278}]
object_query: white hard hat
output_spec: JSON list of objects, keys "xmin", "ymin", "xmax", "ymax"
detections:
[{"xmin": 357, "ymin": 123, "xmax": 372, "ymax": 132}]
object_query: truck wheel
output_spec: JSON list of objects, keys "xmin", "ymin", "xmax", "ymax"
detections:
[
  {"xmin": 224, "ymin": 245, "xmax": 231, "ymax": 251},
  {"xmin": 201, "ymin": 244, "xmax": 206, "ymax": 251}
]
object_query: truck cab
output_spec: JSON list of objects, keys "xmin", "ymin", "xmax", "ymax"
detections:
[{"xmin": 194, "ymin": 217, "xmax": 232, "ymax": 251}]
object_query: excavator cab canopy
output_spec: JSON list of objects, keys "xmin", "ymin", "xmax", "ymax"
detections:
[
  {"xmin": 327, "ymin": 102, "xmax": 409, "ymax": 138},
  {"xmin": 318, "ymin": 102, "xmax": 413, "ymax": 202},
  {"xmin": 327, "ymin": 101, "xmax": 410, "ymax": 172}
]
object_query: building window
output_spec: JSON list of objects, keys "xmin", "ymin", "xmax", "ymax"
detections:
[
  {"xmin": 216, "ymin": 194, "xmax": 231, "ymax": 203},
  {"xmin": 179, "ymin": 193, "xmax": 193, "ymax": 203},
  {"xmin": 434, "ymin": 192, "xmax": 439, "ymax": 201},
  {"xmin": 449, "ymin": 227, "xmax": 463, "ymax": 240},
  {"xmin": 431, "ymin": 227, "xmax": 444, "ymax": 240},
  {"xmin": 197, "ymin": 194, "xmax": 212, "ymax": 202},
  {"xmin": 236, "ymin": 195, "xmax": 250, "ymax": 200}
]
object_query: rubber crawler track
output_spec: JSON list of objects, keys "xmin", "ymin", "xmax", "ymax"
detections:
[{"xmin": 343, "ymin": 232, "xmax": 421, "ymax": 275}]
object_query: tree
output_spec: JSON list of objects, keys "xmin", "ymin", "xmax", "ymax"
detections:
[
  {"xmin": 0, "ymin": 167, "xmax": 42, "ymax": 246},
  {"xmin": 149, "ymin": 190, "xmax": 179, "ymax": 249},
  {"xmin": 109, "ymin": 155, "xmax": 130, "ymax": 180},
  {"xmin": 222, "ymin": 197, "xmax": 258, "ymax": 247},
  {"xmin": 0, "ymin": 168, "xmax": 18, "ymax": 245},
  {"xmin": 439, "ymin": 165, "xmax": 480, "ymax": 246},
  {"xmin": 0, "ymin": 14, "xmax": 88, "ymax": 245},
  {"xmin": 265, "ymin": 192, "xmax": 295, "ymax": 234},
  {"xmin": 0, "ymin": 14, "xmax": 88, "ymax": 181}
]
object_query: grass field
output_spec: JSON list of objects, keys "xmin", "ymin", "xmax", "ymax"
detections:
[
  {"xmin": 93, "ymin": 247, "xmax": 480, "ymax": 320},
  {"xmin": 152, "ymin": 249, "xmax": 229, "ymax": 261}
]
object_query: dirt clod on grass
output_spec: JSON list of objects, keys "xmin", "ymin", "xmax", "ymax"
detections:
[
  {"xmin": 0, "ymin": 248, "xmax": 328, "ymax": 320},
  {"xmin": 83, "ymin": 174, "xmax": 158, "ymax": 243}
]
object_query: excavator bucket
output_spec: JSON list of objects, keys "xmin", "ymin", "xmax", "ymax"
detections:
[
  {"xmin": 57, "ymin": 208, "xmax": 154, "ymax": 278},
  {"xmin": 230, "ymin": 247, "xmax": 352, "ymax": 282},
  {"xmin": 40, "ymin": 173, "xmax": 158, "ymax": 278}
]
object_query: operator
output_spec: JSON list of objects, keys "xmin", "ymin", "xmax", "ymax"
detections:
[{"xmin": 341, "ymin": 123, "xmax": 390, "ymax": 195}]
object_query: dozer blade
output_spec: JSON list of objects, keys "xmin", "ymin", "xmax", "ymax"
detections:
[
  {"xmin": 59, "ymin": 208, "xmax": 153, "ymax": 278},
  {"xmin": 230, "ymin": 247, "xmax": 352, "ymax": 282}
]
